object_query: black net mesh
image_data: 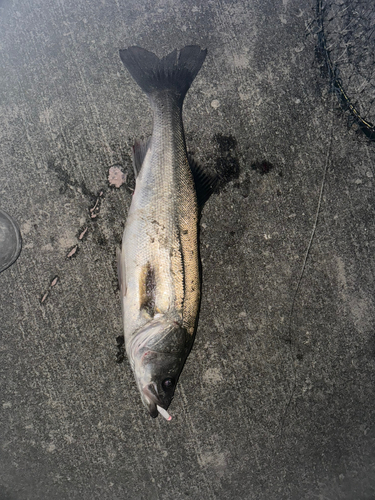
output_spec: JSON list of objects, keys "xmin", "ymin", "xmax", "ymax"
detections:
[{"xmin": 316, "ymin": 0, "xmax": 375, "ymax": 140}]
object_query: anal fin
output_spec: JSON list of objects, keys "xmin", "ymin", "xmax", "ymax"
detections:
[{"xmin": 132, "ymin": 138, "xmax": 151, "ymax": 177}]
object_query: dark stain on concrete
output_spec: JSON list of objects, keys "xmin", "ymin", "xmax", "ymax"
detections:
[
  {"xmin": 212, "ymin": 133, "xmax": 241, "ymax": 191},
  {"xmin": 234, "ymin": 171, "xmax": 251, "ymax": 198},
  {"xmin": 47, "ymin": 158, "xmax": 96, "ymax": 200},
  {"xmin": 93, "ymin": 231, "xmax": 108, "ymax": 248},
  {"xmin": 214, "ymin": 133, "xmax": 237, "ymax": 153},
  {"xmin": 251, "ymin": 159, "xmax": 275, "ymax": 176}
]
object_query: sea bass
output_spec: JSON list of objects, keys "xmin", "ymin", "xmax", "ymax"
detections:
[{"xmin": 118, "ymin": 46, "xmax": 212, "ymax": 419}]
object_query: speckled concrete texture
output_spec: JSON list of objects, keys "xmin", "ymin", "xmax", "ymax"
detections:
[{"xmin": 1, "ymin": 0, "xmax": 375, "ymax": 499}]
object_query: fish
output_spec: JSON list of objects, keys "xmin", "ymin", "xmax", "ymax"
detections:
[{"xmin": 117, "ymin": 45, "xmax": 215, "ymax": 419}]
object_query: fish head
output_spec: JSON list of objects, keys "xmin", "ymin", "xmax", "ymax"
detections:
[
  {"xmin": 140, "ymin": 352, "xmax": 184, "ymax": 418},
  {"xmin": 129, "ymin": 315, "xmax": 191, "ymax": 417}
]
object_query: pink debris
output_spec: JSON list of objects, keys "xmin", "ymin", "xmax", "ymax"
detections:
[
  {"xmin": 78, "ymin": 227, "xmax": 88, "ymax": 240},
  {"xmin": 40, "ymin": 276, "xmax": 59, "ymax": 304},
  {"xmin": 90, "ymin": 198, "xmax": 100, "ymax": 213},
  {"xmin": 108, "ymin": 166, "xmax": 127, "ymax": 188},
  {"xmin": 50, "ymin": 276, "xmax": 59, "ymax": 287},
  {"xmin": 67, "ymin": 245, "xmax": 78, "ymax": 258}
]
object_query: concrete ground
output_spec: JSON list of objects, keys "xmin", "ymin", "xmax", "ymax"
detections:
[{"xmin": 1, "ymin": 0, "xmax": 375, "ymax": 499}]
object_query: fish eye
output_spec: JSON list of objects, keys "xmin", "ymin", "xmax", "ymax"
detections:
[{"xmin": 162, "ymin": 378, "xmax": 175, "ymax": 391}]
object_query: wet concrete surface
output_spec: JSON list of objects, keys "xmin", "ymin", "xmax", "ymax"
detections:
[{"xmin": 1, "ymin": 0, "xmax": 375, "ymax": 498}]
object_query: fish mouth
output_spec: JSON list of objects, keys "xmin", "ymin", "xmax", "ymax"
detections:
[{"xmin": 142, "ymin": 383, "xmax": 162, "ymax": 418}]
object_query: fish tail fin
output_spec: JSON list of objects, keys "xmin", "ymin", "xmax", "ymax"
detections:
[{"xmin": 119, "ymin": 46, "xmax": 207, "ymax": 104}]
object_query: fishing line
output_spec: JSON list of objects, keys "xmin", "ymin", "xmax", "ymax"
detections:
[{"xmin": 278, "ymin": 96, "xmax": 334, "ymax": 437}]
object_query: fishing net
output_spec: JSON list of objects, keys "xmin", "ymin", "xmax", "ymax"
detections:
[{"xmin": 316, "ymin": 0, "xmax": 375, "ymax": 141}]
